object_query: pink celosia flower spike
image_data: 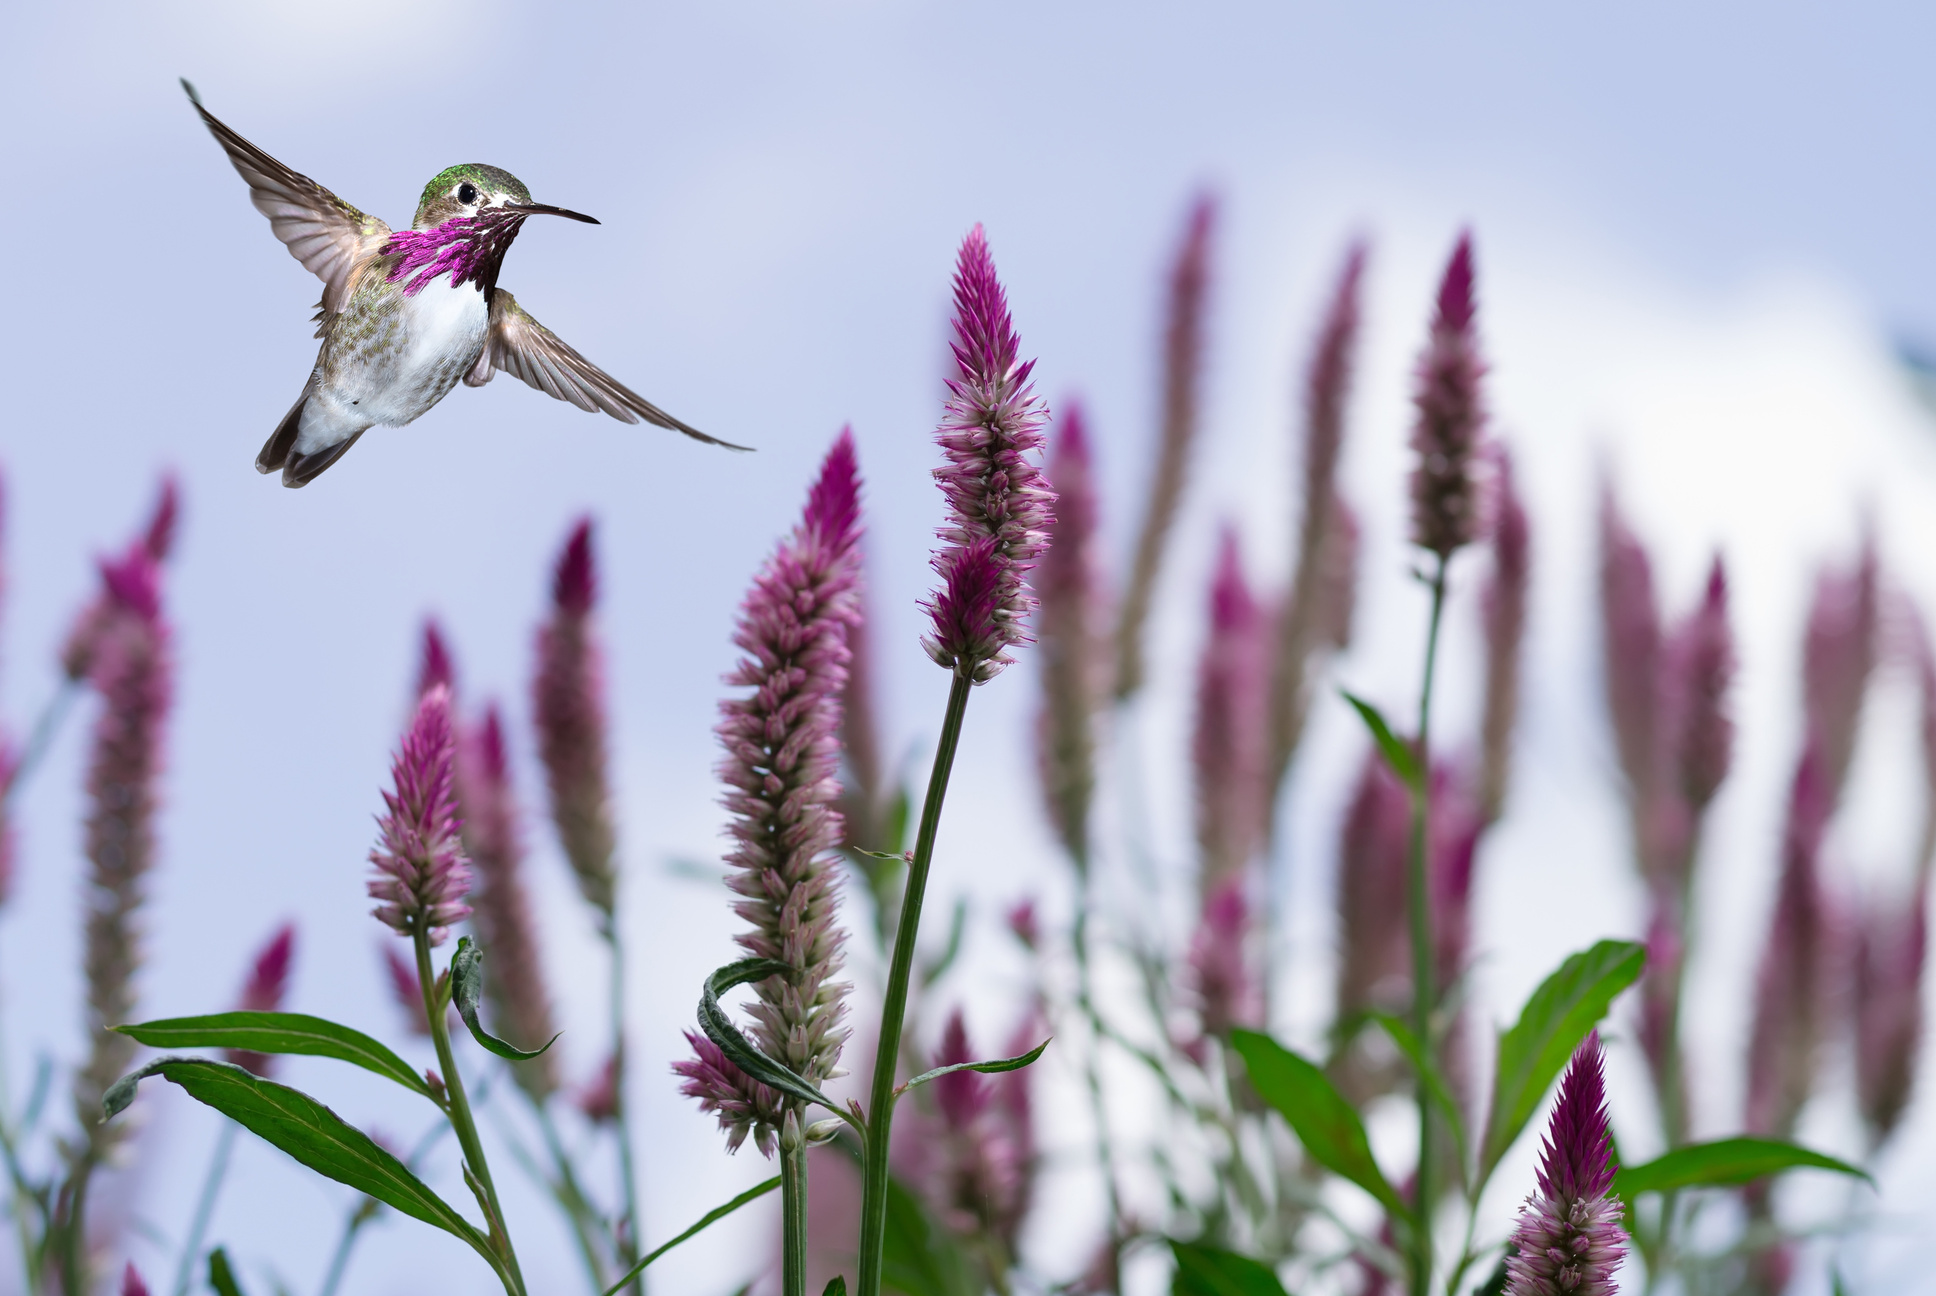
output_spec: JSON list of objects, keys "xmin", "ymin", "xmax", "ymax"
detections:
[
  {"xmin": 416, "ymin": 618, "xmax": 456, "ymax": 700},
  {"xmin": 1035, "ymin": 401, "xmax": 1107, "ymax": 867},
  {"xmin": 1504, "ymin": 1032, "xmax": 1626, "ymax": 1296},
  {"xmin": 676, "ymin": 430, "xmax": 864, "ymax": 1156},
  {"xmin": 368, "ymin": 685, "xmax": 472, "ymax": 944},
  {"xmin": 61, "ymin": 476, "xmax": 180, "ymax": 682},
  {"xmin": 382, "ymin": 944, "xmax": 432, "ymax": 1036},
  {"xmin": 922, "ymin": 225, "xmax": 1055, "ymax": 684},
  {"xmin": 1188, "ymin": 877, "xmax": 1258, "ymax": 1044},
  {"xmin": 1193, "ymin": 526, "xmax": 1269, "ymax": 894},
  {"xmin": 121, "ymin": 1263, "xmax": 151, "ymax": 1296},
  {"xmin": 1854, "ymin": 877, "xmax": 1927, "ymax": 1148},
  {"xmin": 226, "ymin": 923, "xmax": 296, "ymax": 1077},
  {"xmin": 1667, "ymin": 557, "xmax": 1736, "ymax": 819},
  {"xmin": 1802, "ymin": 533, "xmax": 1879, "ymax": 803},
  {"xmin": 1478, "ymin": 445, "xmax": 1530, "ymax": 824},
  {"xmin": 1409, "ymin": 232, "xmax": 1488, "ymax": 560}
]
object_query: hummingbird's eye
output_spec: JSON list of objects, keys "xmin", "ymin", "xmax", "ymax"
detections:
[{"xmin": 457, "ymin": 182, "xmax": 479, "ymax": 205}]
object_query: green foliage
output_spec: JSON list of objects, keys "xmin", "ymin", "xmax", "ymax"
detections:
[
  {"xmin": 114, "ymin": 1012, "xmax": 434, "ymax": 1101},
  {"xmin": 1169, "ymin": 1241, "xmax": 1291, "ymax": 1296},
  {"xmin": 600, "ymin": 1176, "xmax": 781, "ymax": 1296},
  {"xmin": 899, "ymin": 1037, "xmax": 1051, "ymax": 1096},
  {"xmin": 1230, "ymin": 1029, "xmax": 1407, "ymax": 1218},
  {"xmin": 1615, "ymin": 1137, "xmax": 1871, "ymax": 1199},
  {"xmin": 697, "ymin": 958, "xmax": 844, "ymax": 1116},
  {"xmin": 823, "ymin": 1280, "xmax": 849, "ymax": 1296},
  {"xmin": 207, "ymin": 1247, "xmax": 246, "ymax": 1296},
  {"xmin": 1368, "ymin": 1011, "xmax": 1467, "ymax": 1174},
  {"xmin": 1340, "ymin": 692, "xmax": 1421, "ymax": 790},
  {"xmin": 451, "ymin": 938, "xmax": 561, "ymax": 1061},
  {"xmin": 881, "ymin": 1175, "xmax": 975, "ymax": 1296}
]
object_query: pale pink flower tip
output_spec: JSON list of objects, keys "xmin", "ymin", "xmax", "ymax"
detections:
[
  {"xmin": 1505, "ymin": 1032, "xmax": 1625, "ymax": 1296},
  {"xmin": 416, "ymin": 618, "xmax": 455, "ymax": 699},
  {"xmin": 368, "ymin": 684, "xmax": 472, "ymax": 944}
]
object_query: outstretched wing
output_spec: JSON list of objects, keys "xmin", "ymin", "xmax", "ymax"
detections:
[
  {"xmin": 183, "ymin": 80, "xmax": 391, "ymax": 315},
  {"xmin": 467, "ymin": 290, "xmax": 747, "ymax": 450}
]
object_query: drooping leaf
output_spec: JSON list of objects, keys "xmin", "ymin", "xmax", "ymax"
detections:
[
  {"xmin": 899, "ymin": 1038, "xmax": 1051, "ymax": 1095},
  {"xmin": 882, "ymin": 1174, "xmax": 976, "ymax": 1296},
  {"xmin": 451, "ymin": 937, "xmax": 560, "ymax": 1061},
  {"xmin": 601, "ymin": 1176, "xmax": 781, "ymax": 1295},
  {"xmin": 1230, "ymin": 1029, "xmax": 1406, "ymax": 1218},
  {"xmin": 1614, "ymin": 1137, "xmax": 1872, "ymax": 1199},
  {"xmin": 1480, "ymin": 940, "xmax": 1645, "ymax": 1179},
  {"xmin": 1340, "ymin": 691, "xmax": 1421, "ymax": 791},
  {"xmin": 698, "ymin": 959, "xmax": 843, "ymax": 1116},
  {"xmin": 1369, "ymin": 1011, "xmax": 1468, "ymax": 1174},
  {"xmin": 207, "ymin": 1246, "xmax": 246, "ymax": 1296},
  {"xmin": 1170, "ymin": 1241, "xmax": 1290, "ymax": 1296},
  {"xmin": 113, "ymin": 1013, "xmax": 433, "ymax": 1101}
]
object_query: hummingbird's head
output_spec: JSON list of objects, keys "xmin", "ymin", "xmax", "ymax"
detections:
[{"xmin": 412, "ymin": 164, "xmax": 599, "ymax": 230}]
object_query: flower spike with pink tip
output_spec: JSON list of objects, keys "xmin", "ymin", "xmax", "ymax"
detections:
[
  {"xmin": 368, "ymin": 684, "xmax": 471, "ymax": 944},
  {"xmin": 1504, "ymin": 1031, "xmax": 1626, "ymax": 1296}
]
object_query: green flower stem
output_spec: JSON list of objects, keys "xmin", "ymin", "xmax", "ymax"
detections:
[
  {"xmin": 172, "ymin": 1120, "xmax": 238, "ymax": 1296},
  {"xmin": 1071, "ymin": 900, "xmax": 1126, "ymax": 1243},
  {"xmin": 415, "ymin": 929, "xmax": 525, "ymax": 1296},
  {"xmin": 782, "ymin": 1112, "xmax": 809, "ymax": 1296},
  {"xmin": 1406, "ymin": 553, "xmax": 1449, "ymax": 1296},
  {"xmin": 855, "ymin": 670, "xmax": 975, "ymax": 1296},
  {"xmin": 0, "ymin": 679, "xmax": 80, "ymax": 806},
  {"xmin": 531, "ymin": 1101, "xmax": 614, "ymax": 1294},
  {"xmin": 604, "ymin": 925, "xmax": 646, "ymax": 1295}
]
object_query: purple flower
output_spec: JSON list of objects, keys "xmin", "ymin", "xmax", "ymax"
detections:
[
  {"xmin": 1597, "ymin": 485, "xmax": 1663, "ymax": 826},
  {"xmin": 1854, "ymin": 879, "xmax": 1926, "ymax": 1148},
  {"xmin": 1409, "ymin": 232, "xmax": 1488, "ymax": 559},
  {"xmin": 533, "ymin": 518, "xmax": 618, "ymax": 922},
  {"xmin": 1478, "ymin": 444, "xmax": 1530, "ymax": 824},
  {"xmin": 1035, "ymin": 401, "xmax": 1108, "ymax": 866},
  {"xmin": 1193, "ymin": 527, "xmax": 1269, "ymax": 894},
  {"xmin": 1504, "ymin": 1032, "xmax": 1626, "ymax": 1296},
  {"xmin": 677, "ymin": 431, "xmax": 864, "ymax": 1154},
  {"xmin": 226, "ymin": 923, "xmax": 296, "ymax": 1076},
  {"xmin": 837, "ymin": 564, "xmax": 886, "ymax": 853},
  {"xmin": 61, "ymin": 477, "xmax": 179, "ymax": 682},
  {"xmin": 416, "ymin": 617, "xmax": 456, "ymax": 700},
  {"xmin": 1188, "ymin": 878, "xmax": 1258, "ymax": 1044},
  {"xmin": 1336, "ymin": 752, "xmax": 1413, "ymax": 1024},
  {"xmin": 368, "ymin": 685, "xmax": 472, "ymax": 944},
  {"xmin": 922, "ymin": 225, "xmax": 1055, "ymax": 683},
  {"xmin": 383, "ymin": 944, "xmax": 431, "ymax": 1037},
  {"xmin": 1665, "ymin": 559, "xmax": 1735, "ymax": 816},
  {"xmin": 925, "ymin": 1009, "xmax": 1031, "ymax": 1255},
  {"xmin": 121, "ymin": 1262, "xmax": 151, "ymax": 1296},
  {"xmin": 1116, "ymin": 194, "xmax": 1215, "ymax": 700},
  {"xmin": 579, "ymin": 1052, "xmax": 621, "ymax": 1125},
  {"xmin": 1802, "ymin": 534, "xmax": 1879, "ymax": 803}
]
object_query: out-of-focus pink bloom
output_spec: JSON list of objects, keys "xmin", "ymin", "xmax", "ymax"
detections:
[
  {"xmin": 533, "ymin": 517, "xmax": 618, "ymax": 922},
  {"xmin": 1504, "ymin": 1032, "xmax": 1625, "ymax": 1296},
  {"xmin": 1478, "ymin": 445, "xmax": 1531, "ymax": 824},
  {"xmin": 676, "ymin": 1028, "xmax": 779, "ymax": 1156},
  {"xmin": 925, "ymin": 1010, "xmax": 1031, "ymax": 1256},
  {"xmin": 1597, "ymin": 485, "xmax": 1663, "ymax": 818},
  {"xmin": 141, "ymin": 475, "xmax": 180, "ymax": 563},
  {"xmin": 368, "ymin": 685, "xmax": 471, "ymax": 944},
  {"xmin": 1336, "ymin": 753, "xmax": 1413, "ymax": 1022},
  {"xmin": 1854, "ymin": 878, "xmax": 1927, "ymax": 1148},
  {"xmin": 1188, "ymin": 878, "xmax": 1258, "ymax": 1044},
  {"xmin": 578, "ymin": 1052, "xmax": 620, "ymax": 1125},
  {"xmin": 1116, "ymin": 194, "xmax": 1215, "ymax": 702},
  {"xmin": 677, "ymin": 432, "xmax": 864, "ymax": 1155},
  {"xmin": 837, "ymin": 560, "xmax": 886, "ymax": 853},
  {"xmin": 1637, "ymin": 902, "xmax": 1684, "ymax": 1125},
  {"xmin": 1006, "ymin": 897, "xmax": 1040, "ymax": 952},
  {"xmin": 923, "ymin": 226, "xmax": 1055, "ymax": 684},
  {"xmin": 459, "ymin": 703, "xmax": 558, "ymax": 1099},
  {"xmin": 1409, "ymin": 232, "xmax": 1487, "ymax": 559},
  {"xmin": 226, "ymin": 923, "xmax": 296, "ymax": 1076},
  {"xmin": 1429, "ymin": 765, "xmax": 1485, "ymax": 997},
  {"xmin": 415, "ymin": 618, "xmax": 455, "ymax": 700},
  {"xmin": 383, "ymin": 944, "xmax": 431, "ymax": 1037},
  {"xmin": 1193, "ymin": 527, "xmax": 1269, "ymax": 894},
  {"xmin": 61, "ymin": 477, "xmax": 180, "ymax": 682},
  {"xmin": 1666, "ymin": 559, "xmax": 1735, "ymax": 816},
  {"xmin": 121, "ymin": 1262, "xmax": 150, "ymax": 1296},
  {"xmin": 1802, "ymin": 534, "xmax": 1879, "ymax": 803},
  {"xmin": 1035, "ymin": 402, "xmax": 1107, "ymax": 866}
]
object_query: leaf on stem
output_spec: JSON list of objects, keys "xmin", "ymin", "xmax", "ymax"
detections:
[
  {"xmin": 882, "ymin": 1175, "xmax": 976, "ymax": 1296},
  {"xmin": 1230, "ymin": 1029, "xmax": 1408, "ymax": 1218},
  {"xmin": 898, "ymin": 1037, "xmax": 1051, "ymax": 1096},
  {"xmin": 1169, "ymin": 1240, "xmax": 1290, "ymax": 1296},
  {"xmin": 450, "ymin": 937, "xmax": 561, "ymax": 1061},
  {"xmin": 1614, "ymin": 1136, "xmax": 1871, "ymax": 1199},
  {"xmin": 113, "ymin": 1013, "xmax": 434, "ymax": 1101},
  {"xmin": 1479, "ymin": 939, "xmax": 1645, "ymax": 1180},
  {"xmin": 1340, "ymin": 690, "xmax": 1422, "ymax": 791},
  {"xmin": 207, "ymin": 1247, "xmax": 246, "ymax": 1296},
  {"xmin": 698, "ymin": 958, "xmax": 842, "ymax": 1115},
  {"xmin": 822, "ymin": 1280, "xmax": 848, "ymax": 1296},
  {"xmin": 1368, "ymin": 1011, "xmax": 1468, "ymax": 1176},
  {"xmin": 600, "ymin": 1175, "xmax": 781, "ymax": 1295}
]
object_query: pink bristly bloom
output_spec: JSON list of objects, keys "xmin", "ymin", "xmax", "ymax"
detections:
[
  {"xmin": 226, "ymin": 923, "xmax": 296, "ymax": 1077},
  {"xmin": 922, "ymin": 225, "xmax": 1055, "ymax": 684},
  {"xmin": 61, "ymin": 476, "xmax": 180, "ymax": 682},
  {"xmin": 676, "ymin": 1028, "xmax": 781, "ymax": 1156},
  {"xmin": 1035, "ymin": 401, "xmax": 1107, "ymax": 866},
  {"xmin": 1409, "ymin": 232, "xmax": 1488, "ymax": 559},
  {"xmin": 1854, "ymin": 879, "xmax": 1927, "ymax": 1148},
  {"xmin": 383, "ymin": 944, "xmax": 431, "ymax": 1037},
  {"xmin": 73, "ymin": 544, "xmax": 172, "ymax": 1151},
  {"xmin": 1666, "ymin": 558, "xmax": 1735, "ymax": 816},
  {"xmin": 676, "ymin": 431, "xmax": 864, "ymax": 1155},
  {"xmin": 1505, "ymin": 1032, "xmax": 1625, "ymax": 1296},
  {"xmin": 1801, "ymin": 534, "xmax": 1879, "ymax": 803},
  {"xmin": 459, "ymin": 703, "xmax": 559, "ymax": 1099},
  {"xmin": 368, "ymin": 685, "xmax": 472, "ymax": 945},
  {"xmin": 1597, "ymin": 484, "xmax": 1662, "ymax": 819},
  {"xmin": 1193, "ymin": 527, "xmax": 1269, "ymax": 894},
  {"xmin": 837, "ymin": 565, "xmax": 886, "ymax": 852},
  {"xmin": 533, "ymin": 517, "xmax": 619, "ymax": 923},
  {"xmin": 121, "ymin": 1262, "xmax": 151, "ymax": 1296},
  {"xmin": 928, "ymin": 1010, "xmax": 1030, "ymax": 1254},
  {"xmin": 1478, "ymin": 444, "xmax": 1531, "ymax": 824},
  {"xmin": 416, "ymin": 618, "xmax": 456, "ymax": 699},
  {"xmin": 1188, "ymin": 878, "xmax": 1258, "ymax": 1044}
]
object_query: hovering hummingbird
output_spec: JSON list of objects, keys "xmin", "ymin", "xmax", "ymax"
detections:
[{"xmin": 182, "ymin": 80, "xmax": 742, "ymax": 486}]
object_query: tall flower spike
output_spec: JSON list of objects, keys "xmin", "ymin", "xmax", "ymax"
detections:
[
  {"xmin": 1802, "ymin": 533, "xmax": 1879, "ymax": 803},
  {"xmin": 837, "ymin": 564, "xmax": 886, "ymax": 853},
  {"xmin": 1188, "ymin": 877, "xmax": 1258, "ymax": 1044},
  {"xmin": 1116, "ymin": 193, "xmax": 1215, "ymax": 700},
  {"xmin": 1035, "ymin": 401, "xmax": 1107, "ymax": 867},
  {"xmin": 923, "ymin": 226, "xmax": 1054, "ymax": 684},
  {"xmin": 416, "ymin": 618, "xmax": 456, "ymax": 700},
  {"xmin": 459, "ymin": 703, "xmax": 559, "ymax": 1099},
  {"xmin": 925, "ymin": 1010, "xmax": 1029, "ymax": 1259},
  {"xmin": 676, "ymin": 431, "xmax": 864, "ymax": 1155},
  {"xmin": 61, "ymin": 476, "xmax": 180, "ymax": 682},
  {"xmin": 1193, "ymin": 527, "xmax": 1269, "ymax": 895},
  {"xmin": 226, "ymin": 923, "xmax": 296, "ymax": 1077},
  {"xmin": 1409, "ymin": 232, "xmax": 1487, "ymax": 559},
  {"xmin": 1854, "ymin": 878, "xmax": 1926, "ymax": 1147},
  {"xmin": 533, "ymin": 518, "xmax": 619, "ymax": 922},
  {"xmin": 1478, "ymin": 445, "xmax": 1530, "ymax": 824},
  {"xmin": 1504, "ymin": 1032, "xmax": 1625, "ymax": 1296},
  {"xmin": 1666, "ymin": 557, "xmax": 1735, "ymax": 818},
  {"xmin": 368, "ymin": 685, "xmax": 471, "ymax": 944}
]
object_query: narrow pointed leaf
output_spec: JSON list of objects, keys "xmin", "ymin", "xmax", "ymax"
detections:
[
  {"xmin": 601, "ymin": 1175, "xmax": 781, "ymax": 1296},
  {"xmin": 1481, "ymin": 939, "xmax": 1645, "ymax": 1179},
  {"xmin": 823, "ymin": 1279, "xmax": 848, "ymax": 1296},
  {"xmin": 113, "ymin": 1012, "xmax": 433, "ymax": 1100},
  {"xmin": 1170, "ymin": 1241, "xmax": 1290, "ymax": 1296},
  {"xmin": 1341, "ymin": 691, "xmax": 1421, "ymax": 790},
  {"xmin": 1614, "ymin": 1137, "xmax": 1872, "ymax": 1199},
  {"xmin": 208, "ymin": 1247, "xmax": 246, "ymax": 1296},
  {"xmin": 1231, "ymin": 1028, "xmax": 1406, "ymax": 1217},
  {"xmin": 451, "ymin": 937, "xmax": 560, "ymax": 1061},
  {"xmin": 1369, "ymin": 1011, "xmax": 1467, "ymax": 1174},
  {"xmin": 698, "ymin": 958, "xmax": 841, "ymax": 1114},
  {"xmin": 900, "ymin": 1038, "xmax": 1050, "ymax": 1094}
]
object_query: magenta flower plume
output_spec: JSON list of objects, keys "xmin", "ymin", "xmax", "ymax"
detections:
[
  {"xmin": 1035, "ymin": 401, "xmax": 1108, "ymax": 866},
  {"xmin": 922, "ymin": 225, "xmax": 1054, "ymax": 684},
  {"xmin": 383, "ymin": 944, "xmax": 431, "ymax": 1037},
  {"xmin": 578, "ymin": 1052, "xmax": 621, "ymax": 1125},
  {"xmin": 533, "ymin": 517, "xmax": 618, "ymax": 922},
  {"xmin": 1854, "ymin": 879, "xmax": 1926, "ymax": 1147},
  {"xmin": 226, "ymin": 923, "xmax": 296, "ymax": 1076},
  {"xmin": 1478, "ymin": 445, "xmax": 1531, "ymax": 823},
  {"xmin": 676, "ymin": 1028, "xmax": 781, "ymax": 1155},
  {"xmin": 1188, "ymin": 878, "xmax": 1258, "ymax": 1044},
  {"xmin": 1597, "ymin": 485, "xmax": 1662, "ymax": 814},
  {"xmin": 121, "ymin": 1263, "xmax": 150, "ymax": 1296},
  {"xmin": 1666, "ymin": 557, "xmax": 1736, "ymax": 817},
  {"xmin": 1193, "ymin": 527, "xmax": 1269, "ymax": 894},
  {"xmin": 837, "ymin": 565, "xmax": 887, "ymax": 852},
  {"xmin": 459, "ymin": 702, "xmax": 559, "ymax": 1098},
  {"xmin": 1337, "ymin": 752, "xmax": 1413, "ymax": 1024},
  {"xmin": 416, "ymin": 617, "xmax": 456, "ymax": 699},
  {"xmin": 61, "ymin": 476, "xmax": 180, "ymax": 682},
  {"xmin": 677, "ymin": 431, "xmax": 864, "ymax": 1155},
  {"xmin": 1505, "ymin": 1032, "xmax": 1626, "ymax": 1296},
  {"xmin": 1409, "ymin": 232, "xmax": 1488, "ymax": 559},
  {"xmin": 926, "ymin": 1010, "xmax": 1030, "ymax": 1254},
  {"xmin": 368, "ymin": 684, "xmax": 471, "ymax": 944},
  {"xmin": 1802, "ymin": 534, "xmax": 1879, "ymax": 803}
]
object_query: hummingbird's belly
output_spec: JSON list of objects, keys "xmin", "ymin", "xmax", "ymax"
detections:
[{"xmin": 324, "ymin": 279, "xmax": 490, "ymax": 431}]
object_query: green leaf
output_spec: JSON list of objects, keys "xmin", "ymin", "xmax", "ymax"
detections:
[
  {"xmin": 104, "ymin": 1058, "xmax": 493, "ymax": 1268},
  {"xmin": 882, "ymin": 1174, "xmax": 975, "ymax": 1296},
  {"xmin": 853, "ymin": 849, "xmax": 908, "ymax": 863},
  {"xmin": 919, "ymin": 897, "xmax": 969, "ymax": 990},
  {"xmin": 899, "ymin": 1038, "xmax": 1050, "ymax": 1095},
  {"xmin": 113, "ymin": 1012, "xmax": 433, "ymax": 1101},
  {"xmin": 1480, "ymin": 940, "xmax": 1645, "ymax": 1179},
  {"xmin": 1170, "ymin": 1241, "xmax": 1289, "ymax": 1296},
  {"xmin": 823, "ymin": 1280, "xmax": 848, "ymax": 1296},
  {"xmin": 698, "ymin": 959, "xmax": 842, "ymax": 1115},
  {"xmin": 600, "ymin": 1176, "xmax": 781, "ymax": 1295},
  {"xmin": 1614, "ymin": 1137, "xmax": 1872, "ymax": 1199},
  {"xmin": 451, "ymin": 937, "xmax": 560, "ymax": 1061},
  {"xmin": 1340, "ymin": 691, "xmax": 1421, "ymax": 790},
  {"xmin": 208, "ymin": 1246, "xmax": 246, "ymax": 1296},
  {"xmin": 1230, "ymin": 1029, "xmax": 1406, "ymax": 1218},
  {"xmin": 1368, "ymin": 1012, "xmax": 1468, "ymax": 1174}
]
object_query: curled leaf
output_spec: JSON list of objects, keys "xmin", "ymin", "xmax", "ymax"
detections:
[{"xmin": 451, "ymin": 937, "xmax": 560, "ymax": 1061}]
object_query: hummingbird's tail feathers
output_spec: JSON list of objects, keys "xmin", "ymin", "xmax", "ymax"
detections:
[
  {"xmin": 281, "ymin": 429, "xmax": 366, "ymax": 488},
  {"xmin": 257, "ymin": 392, "xmax": 308, "ymax": 475}
]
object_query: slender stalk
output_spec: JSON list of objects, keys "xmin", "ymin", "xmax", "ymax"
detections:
[
  {"xmin": 781, "ymin": 1111, "xmax": 808, "ymax": 1296},
  {"xmin": 172, "ymin": 1121, "xmax": 238, "ymax": 1296},
  {"xmin": 1, "ymin": 680, "xmax": 80, "ymax": 806},
  {"xmin": 856, "ymin": 671, "xmax": 974, "ymax": 1296},
  {"xmin": 415, "ymin": 930, "xmax": 525, "ymax": 1296},
  {"xmin": 532, "ymin": 1102, "xmax": 614, "ymax": 1293},
  {"xmin": 1071, "ymin": 895, "xmax": 1126, "ymax": 1245},
  {"xmin": 604, "ymin": 926, "xmax": 645, "ymax": 1295},
  {"xmin": 1406, "ymin": 555, "xmax": 1450, "ymax": 1296}
]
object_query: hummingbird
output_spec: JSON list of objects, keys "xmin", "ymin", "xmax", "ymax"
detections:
[{"xmin": 182, "ymin": 80, "xmax": 742, "ymax": 487}]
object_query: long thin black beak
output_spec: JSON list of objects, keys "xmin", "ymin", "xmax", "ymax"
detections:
[{"xmin": 501, "ymin": 202, "xmax": 599, "ymax": 224}]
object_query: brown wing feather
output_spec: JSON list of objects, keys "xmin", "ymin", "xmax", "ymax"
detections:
[
  {"xmin": 183, "ymin": 81, "xmax": 390, "ymax": 315},
  {"xmin": 480, "ymin": 291, "xmax": 748, "ymax": 450}
]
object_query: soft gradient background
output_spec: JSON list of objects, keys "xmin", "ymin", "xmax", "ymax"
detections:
[{"xmin": 4, "ymin": 3, "xmax": 1936, "ymax": 1293}]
